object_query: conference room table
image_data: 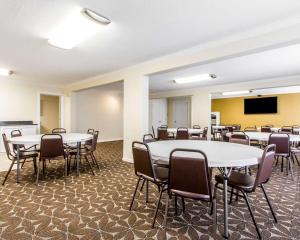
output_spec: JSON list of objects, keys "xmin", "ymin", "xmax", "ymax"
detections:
[
  {"xmin": 9, "ymin": 133, "xmax": 92, "ymax": 183},
  {"xmin": 147, "ymin": 140, "xmax": 263, "ymax": 239},
  {"xmin": 226, "ymin": 131, "xmax": 300, "ymax": 142},
  {"xmin": 167, "ymin": 128, "xmax": 203, "ymax": 135}
]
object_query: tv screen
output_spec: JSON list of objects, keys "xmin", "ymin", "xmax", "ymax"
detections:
[{"xmin": 244, "ymin": 97, "xmax": 277, "ymax": 114}]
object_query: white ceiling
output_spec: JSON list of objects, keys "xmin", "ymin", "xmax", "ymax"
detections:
[
  {"xmin": 149, "ymin": 44, "xmax": 300, "ymax": 92},
  {"xmin": 1, "ymin": 0, "xmax": 300, "ymax": 86}
]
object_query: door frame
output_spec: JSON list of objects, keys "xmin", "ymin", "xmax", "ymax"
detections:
[{"xmin": 37, "ymin": 92, "xmax": 64, "ymax": 134}]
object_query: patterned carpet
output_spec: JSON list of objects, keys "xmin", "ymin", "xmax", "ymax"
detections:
[{"xmin": 0, "ymin": 141, "xmax": 299, "ymax": 240}]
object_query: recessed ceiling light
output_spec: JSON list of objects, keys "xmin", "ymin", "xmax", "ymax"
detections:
[
  {"xmin": 0, "ymin": 68, "xmax": 12, "ymax": 76},
  {"xmin": 48, "ymin": 8, "xmax": 111, "ymax": 50},
  {"xmin": 173, "ymin": 74, "xmax": 216, "ymax": 84},
  {"xmin": 222, "ymin": 90, "xmax": 251, "ymax": 96}
]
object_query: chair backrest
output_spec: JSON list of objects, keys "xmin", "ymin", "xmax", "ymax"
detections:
[
  {"xmin": 157, "ymin": 127, "xmax": 168, "ymax": 140},
  {"xmin": 193, "ymin": 125, "xmax": 201, "ymax": 129},
  {"xmin": 169, "ymin": 149, "xmax": 212, "ymax": 200},
  {"xmin": 40, "ymin": 134, "xmax": 65, "ymax": 158},
  {"xmin": 268, "ymin": 133, "xmax": 289, "ymax": 155},
  {"xmin": 52, "ymin": 128, "xmax": 66, "ymax": 134},
  {"xmin": 292, "ymin": 125, "xmax": 300, "ymax": 135},
  {"xmin": 244, "ymin": 127, "xmax": 257, "ymax": 132},
  {"xmin": 132, "ymin": 141, "xmax": 155, "ymax": 179},
  {"xmin": 280, "ymin": 126, "xmax": 292, "ymax": 133},
  {"xmin": 176, "ymin": 127, "xmax": 189, "ymax": 140},
  {"xmin": 2, "ymin": 133, "xmax": 14, "ymax": 160},
  {"xmin": 10, "ymin": 129, "xmax": 25, "ymax": 151},
  {"xmin": 253, "ymin": 144, "xmax": 276, "ymax": 190},
  {"xmin": 229, "ymin": 133, "xmax": 249, "ymax": 145},
  {"xmin": 90, "ymin": 131, "xmax": 99, "ymax": 151},
  {"xmin": 85, "ymin": 129, "xmax": 95, "ymax": 145},
  {"xmin": 226, "ymin": 126, "xmax": 234, "ymax": 132},
  {"xmin": 232, "ymin": 124, "xmax": 241, "ymax": 130},
  {"xmin": 261, "ymin": 126, "xmax": 271, "ymax": 132},
  {"xmin": 264, "ymin": 124, "xmax": 274, "ymax": 127},
  {"xmin": 202, "ymin": 127, "xmax": 208, "ymax": 139},
  {"xmin": 143, "ymin": 134, "xmax": 156, "ymax": 143}
]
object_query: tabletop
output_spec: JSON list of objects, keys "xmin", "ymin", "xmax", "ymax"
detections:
[
  {"xmin": 226, "ymin": 132, "xmax": 300, "ymax": 142},
  {"xmin": 147, "ymin": 140, "xmax": 263, "ymax": 168},
  {"xmin": 167, "ymin": 128, "xmax": 203, "ymax": 134},
  {"xmin": 9, "ymin": 133, "xmax": 93, "ymax": 145}
]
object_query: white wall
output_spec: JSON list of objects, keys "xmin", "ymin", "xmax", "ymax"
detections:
[
  {"xmin": 0, "ymin": 77, "xmax": 63, "ymax": 125},
  {"xmin": 74, "ymin": 86, "xmax": 123, "ymax": 142}
]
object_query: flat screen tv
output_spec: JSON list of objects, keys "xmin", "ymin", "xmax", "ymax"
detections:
[{"xmin": 244, "ymin": 97, "xmax": 277, "ymax": 114}]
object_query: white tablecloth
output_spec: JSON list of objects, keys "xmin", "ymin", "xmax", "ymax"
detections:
[
  {"xmin": 226, "ymin": 132, "xmax": 300, "ymax": 142},
  {"xmin": 167, "ymin": 128, "xmax": 203, "ymax": 135}
]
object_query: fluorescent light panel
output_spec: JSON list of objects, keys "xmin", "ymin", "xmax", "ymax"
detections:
[
  {"xmin": 222, "ymin": 90, "xmax": 250, "ymax": 96},
  {"xmin": 174, "ymin": 74, "xmax": 216, "ymax": 84},
  {"xmin": 0, "ymin": 68, "xmax": 12, "ymax": 76},
  {"xmin": 48, "ymin": 9, "xmax": 110, "ymax": 49}
]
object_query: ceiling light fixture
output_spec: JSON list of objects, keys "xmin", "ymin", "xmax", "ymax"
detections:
[
  {"xmin": 0, "ymin": 68, "xmax": 12, "ymax": 76},
  {"xmin": 48, "ymin": 8, "xmax": 111, "ymax": 50},
  {"xmin": 222, "ymin": 90, "xmax": 251, "ymax": 96},
  {"xmin": 173, "ymin": 74, "xmax": 216, "ymax": 84}
]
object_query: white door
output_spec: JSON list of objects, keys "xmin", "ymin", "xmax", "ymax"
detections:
[
  {"xmin": 173, "ymin": 99, "xmax": 189, "ymax": 128},
  {"xmin": 149, "ymin": 99, "xmax": 167, "ymax": 134}
]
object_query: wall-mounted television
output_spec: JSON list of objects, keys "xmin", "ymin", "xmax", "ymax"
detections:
[{"xmin": 244, "ymin": 97, "xmax": 277, "ymax": 114}]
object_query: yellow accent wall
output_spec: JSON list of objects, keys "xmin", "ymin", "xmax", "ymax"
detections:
[{"xmin": 211, "ymin": 93, "xmax": 300, "ymax": 130}]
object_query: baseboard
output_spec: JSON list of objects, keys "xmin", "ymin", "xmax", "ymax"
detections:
[
  {"xmin": 122, "ymin": 157, "xmax": 133, "ymax": 163},
  {"xmin": 97, "ymin": 138, "xmax": 123, "ymax": 143}
]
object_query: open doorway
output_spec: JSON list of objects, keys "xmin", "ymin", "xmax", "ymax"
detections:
[{"xmin": 39, "ymin": 94, "xmax": 62, "ymax": 133}]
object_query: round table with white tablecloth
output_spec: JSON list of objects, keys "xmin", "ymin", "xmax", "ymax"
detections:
[
  {"xmin": 226, "ymin": 131, "xmax": 300, "ymax": 142},
  {"xmin": 147, "ymin": 140, "xmax": 263, "ymax": 239}
]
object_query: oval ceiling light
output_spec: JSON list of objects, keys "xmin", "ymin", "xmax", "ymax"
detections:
[
  {"xmin": 82, "ymin": 9, "xmax": 111, "ymax": 25},
  {"xmin": 48, "ymin": 8, "xmax": 111, "ymax": 50},
  {"xmin": 0, "ymin": 68, "xmax": 13, "ymax": 76}
]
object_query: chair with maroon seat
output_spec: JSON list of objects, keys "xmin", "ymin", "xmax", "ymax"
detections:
[
  {"xmin": 38, "ymin": 134, "xmax": 68, "ymax": 184},
  {"xmin": 52, "ymin": 128, "xmax": 67, "ymax": 134},
  {"xmin": 176, "ymin": 127, "xmax": 189, "ymax": 140},
  {"xmin": 193, "ymin": 127, "xmax": 208, "ymax": 140},
  {"xmin": 129, "ymin": 141, "xmax": 168, "ymax": 228},
  {"xmin": 261, "ymin": 126, "xmax": 272, "ymax": 132},
  {"xmin": 163, "ymin": 148, "xmax": 216, "ymax": 226},
  {"xmin": 280, "ymin": 126, "xmax": 293, "ymax": 134},
  {"xmin": 2, "ymin": 133, "xmax": 38, "ymax": 185},
  {"xmin": 215, "ymin": 144, "xmax": 278, "ymax": 240},
  {"xmin": 157, "ymin": 127, "xmax": 169, "ymax": 140},
  {"xmin": 143, "ymin": 134, "xmax": 156, "ymax": 143},
  {"xmin": 268, "ymin": 133, "xmax": 293, "ymax": 177},
  {"xmin": 229, "ymin": 132, "xmax": 250, "ymax": 145}
]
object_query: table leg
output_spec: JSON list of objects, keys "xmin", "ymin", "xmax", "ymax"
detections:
[
  {"xmin": 219, "ymin": 167, "xmax": 231, "ymax": 239},
  {"xmin": 76, "ymin": 141, "xmax": 81, "ymax": 176},
  {"xmin": 16, "ymin": 144, "xmax": 20, "ymax": 183}
]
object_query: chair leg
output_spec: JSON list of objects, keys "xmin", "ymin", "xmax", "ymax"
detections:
[
  {"xmin": 163, "ymin": 194, "xmax": 170, "ymax": 226},
  {"xmin": 229, "ymin": 187, "xmax": 234, "ymax": 204},
  {"xmin": 36, "ymin": 158, "xmax": 40, "ymax": 185},
  {"xmin": 281, "ymin": 156, "xmax": 284, "ymax": 172},
  {"xmin": 152, "ymin": 185, "xmax": 164, "ymax": 228},
  {"xmin": 275, "ymin": 156, "xmax": 278, "ymax": 166},
  {"xmin": 295, "ymin": 154, "xmax": 300, "ymax": 166},
  {"xmin": 84, "ymin": 156, "xmax": 95, "ymax": 176},
  {"xmin": 181, "ymin": 197, "xmax": 185, "ymax": 212},
  {"xmin": 91, "ymin": 153, "xmax": 100, "ymax": 170},
  {"xmin": 140, "ymin": 179, "xmax": 146, "ymax": 191},
  {"xmin": 64, "ymin": 159, "xmax": 68, "ymax": 181},
  {"xmin": 21, "ymin": 159, "xmax": 26, "ymax": 168},
  {"xmin": 241, "ymin": 191, "xmax": 261, "ymax": 240},
  {"xmin": 287, "ymin": 157, "xmax": 294, "ymax": 180},
  {"xmin": 129, "ymin": 177, "xmax": 142, "ymax": 210},
  {"xmin": 2, "ymin": 160, "xmax": 15, "ymax": 185},
  {"xmin": 146, "ymin": 180, "xmax": 149, "ymax": 203},
  {"xmin": 33, "ymin": 158, "xmax": 37, "ymax": 175},
  {"xmin": 261, "ymin": 184, "xmax": 277, "ymax": 223},
  {"xmin": 174, "ymin": 195, "xmax": 178, "ymax": 215}
]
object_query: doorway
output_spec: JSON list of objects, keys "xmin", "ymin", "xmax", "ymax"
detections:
[{"xmin": 39, "ymin": 94, "xmax": 61, "ymax": 134}]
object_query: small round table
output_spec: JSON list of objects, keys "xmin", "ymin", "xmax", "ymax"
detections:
[
  {"xmin": 9, "ymin": 133, "xmax": 93, "ymax": 182},
  {"xmin": 147, "ymin": 140, "xmax": 263, "ymax": 239}
]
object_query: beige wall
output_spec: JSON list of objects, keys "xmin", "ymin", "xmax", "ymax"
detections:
[
  {"xmin": 74, "ymin": 87, "xmax": 123, "ymax": 141},
  {"xmin": 40, "ymin": 95, "xmax": 60, "ymax": 133}
]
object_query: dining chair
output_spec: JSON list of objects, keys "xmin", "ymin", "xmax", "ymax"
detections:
[
  {"xmin": 192, "ymin": 127, "xmax": 208, "ymax": 140},
  {"xmin": 193, "ymin": 125, "xmax": 201, "ymax": 129},
  {"xmin": 280, "ymin": 126, "xmax": 293, "ymax": 133},
  {"xmin": 292, "ymin": 125, "xmax": 300, "ymax": 135},
  {"xmin": 176, "ymin": 127, "xmax": 189, "ymax": 140},
  {"xmin": 52, "ymin": 128, "xmax": 67, "ymax": 134},
  {"xmin": 291, "ymin": 141, "xmax": 300, "ymax": 166},
  {"xmin": 215, "ymin": 144, "xmax": 277, "ymax": 240},
  {"xmin": 244, "ymin": 127, "xmax": 257, "ymax": 132},
  {"xmin": 163, "ymin": 148, "xmax": 216, "ymax": 226},
  {"xmin": 143, "ymin": 134, "xmax": 156, "ymax": 143},
  {"xmin": 191, "ymin": 125, "xmax": 201, "ymax": 137},
  {"xmin": 37, "ymin": 134, "xmax": 68, "ymax": 184},
  {"xmin": 268, "ymin": 133, "xmax": 293, "ymax": 177},
  {"xmin": 85, "ymin": 128, "xmax": 95, "ymax": 146},
  {"xmin": 2, "ymin": 133, "xmax": 38, "ymax": 185},
  {"xmin": 261, "ymin": 126, "xmax": 272, "ymax": 132},
  {"xmin": 11, "ymin": 130, "xmax": 39, "ymax": 168},
  {"xmin": 129, "ymin": 141, "xmax": 168, "ymax": 228},
  {"xmin": 157, "ymin": 127, "xmax": 169, "ymax": 140},
  {"xmin": 69, "ymin": 131, "xmax": 99, "ymax": 173},
  {"xmin": 229, "ymin": 132, "xmax": 250, "ymax": 145}
]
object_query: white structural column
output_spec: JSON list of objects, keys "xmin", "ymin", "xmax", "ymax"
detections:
[
  {"xmin": 191, "ymin": 90, "xmax": 211, "ymax": 139},
  {"xmin": 123, "ymin": 75, "xmax": 149, "ymax": 162}
]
